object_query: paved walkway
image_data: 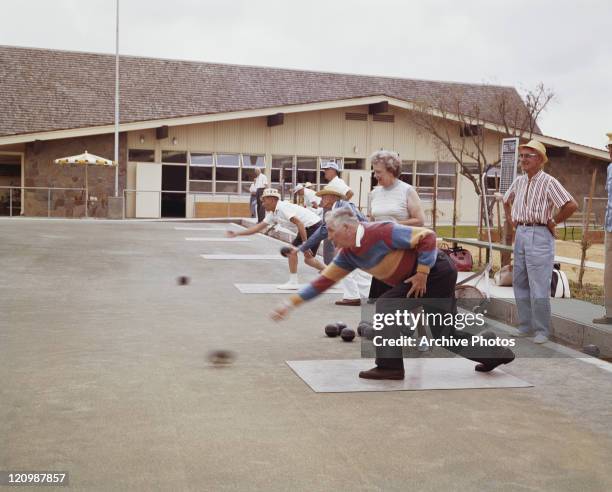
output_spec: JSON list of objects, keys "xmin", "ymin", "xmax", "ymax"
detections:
[
  {"xmin": 457, "ymin": 272, "xmax": 610, "ymax": 336},
  {"xmin": 1, "ymin": 219, "xmax": 612, "ymax": 491}
]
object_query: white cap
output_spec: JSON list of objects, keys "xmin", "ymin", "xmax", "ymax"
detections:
[
  {"xmin": 293, "ymin": 184, "xmax": 304, "ymax": 193},
  {"xmin": 262, "ymin": 188, "xmax": 281, "ymax": 199},
  {"xmin": 321, "ymin": 161, "xmax": 339, "ymax": 171}
]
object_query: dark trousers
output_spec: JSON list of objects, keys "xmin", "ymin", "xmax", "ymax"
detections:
[
  {"xmin": 374, "ymin": 251, "xmax": 489, "ymax": 370},
  {"xmin": 368, "ymin": 276, "xmax": 392, "ymax": 300},
  {"xmin": 256, "ymin": 188, "xmax": 265, "ymax": 223}
]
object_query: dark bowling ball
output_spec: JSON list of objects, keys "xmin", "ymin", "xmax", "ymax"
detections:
[
  {"xmin": 341, "ymin": 328, "xmax": 355, "ymax": 342},
  {"xmin": 357, "ymin": 321, "xmax": 372, "ymax": 337},
  {"xmin": 177, "ymin": 276, "xmax": 190, "ymax": 286},
  {"xmin": 363, "ymin": 325, "xmax": 376, "ymax": 341},
  {"xmin": 208, "ymin": 350, "xmax": 235, "ymax": 365},
  {"xmin": 325, "ymin": 324, "xmax": 339, "ymax": 337},
  {"xmin": 280, "ymin": 246, "xmax": 292, "ymax": 257},
  {"xmin": 582, "ymin": 344, "xmax": 600, "ymax": 357},
  {"xmin": 336, "ymin": 322, "xmax": 347, "ymax": 332}
]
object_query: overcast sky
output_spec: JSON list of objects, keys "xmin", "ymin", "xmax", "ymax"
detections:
[{"xmin": 3, "ymin": 0, "xmax": 611, "ymax": 149}]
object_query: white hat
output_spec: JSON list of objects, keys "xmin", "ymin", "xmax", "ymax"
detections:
[
  {"xmin": 321, "ymin": 161, "xmax": 340, "ymax": 171},
  {"xmin": 293, "ymin": 184, "xmax": 304, "ymax": 193},
  {"xmin": 316, "ymin": 184, "xmax": 346, "ymax": 199},
  {"xmin": 304, "ymin": 182, "xmax": 314, "ymax": 189},
  {"xmin": 262, "ymin": 188, "xmax": 281, "ymax": 199}
]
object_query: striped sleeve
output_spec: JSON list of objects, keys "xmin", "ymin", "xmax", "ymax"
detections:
[
  {"xmin": 390, "ymin": 224, "xmax": 437, "ymax": 274},
  {"xmin": 289, "ymin": 253, "xmax": 354, "ymax": 305},
  {"xmin": 547, "ymin": 177, "xmax": 574, "ymax": 209}
]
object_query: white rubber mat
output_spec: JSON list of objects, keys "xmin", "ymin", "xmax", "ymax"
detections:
[
  {"xmin": 174, "ymin": 227, "xmax": 232, "ymax": 231},
  {"xmin": 235, "ymin": 283, "xmax": 343, "ymax": 294},
  {"xmin": 286, "ymin": 358, "xmax": 532, "ymax": 393},
  {"xmin": 201, "ymin": 254, "xmax": 284, "ymax": 260},
  {"xmin": 185, "ymin": 237, "xmax": 250, "ymax": 242}
]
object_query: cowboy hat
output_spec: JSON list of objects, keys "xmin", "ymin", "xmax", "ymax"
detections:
[{"xmin": 316, "ymin": 184, "xmax": 346, "ymax": 200}]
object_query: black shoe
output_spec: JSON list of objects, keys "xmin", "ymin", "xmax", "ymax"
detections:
[
  {"xmin": 358, "ymin": 367, "xmax": 405, "ymax": 380},
  {"xmin": 474, "ymin": 348, "xmax": 515, "ymax": 373}
]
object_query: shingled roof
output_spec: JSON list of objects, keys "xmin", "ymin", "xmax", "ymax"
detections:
[{"xmin": 0, "ymin": 45, "xmax": 536, "ymax": 138}]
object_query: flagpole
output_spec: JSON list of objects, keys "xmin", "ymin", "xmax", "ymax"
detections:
[{"xmin": 113, "ymin": 0, "xmax": 120, "ymax": 197}]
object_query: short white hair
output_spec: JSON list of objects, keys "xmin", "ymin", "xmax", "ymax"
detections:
[
  {"xmin": 325, "ymin": 207, "xmax": 359, "ymax": 229},
  {"xmin": 370, "ymin": 150, "xmax": 401, "ymax": 177}
]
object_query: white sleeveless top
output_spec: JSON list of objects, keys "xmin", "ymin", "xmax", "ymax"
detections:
[{"xmin": 370, "ymin": 180, "xmax": 417, "ymax": 222}]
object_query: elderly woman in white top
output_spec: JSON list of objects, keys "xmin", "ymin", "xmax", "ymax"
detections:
[
  {"xmin": 368, "ymin": 150, "xmax": 429, "ymax": 347},
  {"xmin": 369, "ymin": 150, "xmax": 425, "ymax": 227}
]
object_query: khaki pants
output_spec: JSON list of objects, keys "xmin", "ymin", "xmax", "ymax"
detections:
[{"xmin": 606, "ymin": 232, "xmax": 612, "ymax": 317}]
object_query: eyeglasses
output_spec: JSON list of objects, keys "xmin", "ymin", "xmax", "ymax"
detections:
[{"xmin": 518, "ymin": 153, "xmax": 539, "ymax": 159}]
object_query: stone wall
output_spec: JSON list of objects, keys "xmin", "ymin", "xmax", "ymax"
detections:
[
  {"xmin": 24, "ymin": 134, "xmax": 127, "ymax": 217},
  {"xmin": 546, "ymin": 153, "xmax": 608, "ymax": 224}
]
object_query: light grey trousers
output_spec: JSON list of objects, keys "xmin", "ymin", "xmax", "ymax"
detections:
[
  {"xmin": 605, "ymin": 232, "xmax": 612, "ymax": 317},
  {"xmin": 513, "ymin": 225, "xmax": 554, "ymax": 336}
]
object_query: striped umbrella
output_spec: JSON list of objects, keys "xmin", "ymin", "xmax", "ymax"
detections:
[{"xmin": 54, "ymin": 151, "xmax": 116, "ymax": 217}]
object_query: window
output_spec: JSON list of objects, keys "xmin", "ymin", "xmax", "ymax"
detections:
[
  {"xmin": 271, "ymin": 156, "xmax": 293, "ymax": 194},
  {"xmin": 128, "ymin": 149, "xmax": 155, "ymax": 162},
  {"xmin": 189, "ymin": 152, "xmax": 213, "ymax": 194},
  {"xmin": 161, "ymin": 151, "xmax": 187, "ymax": 163},
  {"xmin": 189, "ymin": 181, "xmax": 213, "ymax": 192},
  {"xmin": 242, "ymin": 155, "xmax": 265, "ymax": 193},
  {"xmin": 413, "ymin": 161, "xmax": 456, "ymax": 201},
  {"xmin": 399, "ymin": 161, "xmax": 414, "ymax": 186},
  {"xmin": 0, "ymin": 155, "xmax": 21, "ymax": 216},
  {"xmin": 460, "ymin": 124, "xmax": 483, "ymax": 137},
  {"xmin": 216, "ymin": 154, "xmax": 240, "ymax": 194},
  {"xmin": 437, "ymin": 162, "xmax": 456, "ymax": 201},
  {"xmin": 296, "ymin": 156, "xmax": 317, "ymax": 187},
  {"xmin": 416, "ymin": 161, "xmax": 435, "ymax": 200},
  {"xmin": 343, "ymin": 158, "xmax": 365, "ymax": 170}
]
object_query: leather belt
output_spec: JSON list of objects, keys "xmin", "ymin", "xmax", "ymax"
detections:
[{"xmin": 517, "ymin": 222, "xmax": 547, "ymax": 227}]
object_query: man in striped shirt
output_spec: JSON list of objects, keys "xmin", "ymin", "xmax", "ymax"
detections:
[
  {"xmin": 272, "ymin": 208, "xmax": 515, "ymax": 380},
  {"xmin": 503, "ymin": 139, "xmax": 578, "ymax": 343}
]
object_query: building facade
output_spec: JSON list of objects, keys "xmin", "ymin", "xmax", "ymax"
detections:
[{"xmin": 0, "ymin": 46, "xmax": 608, "ymax": 224}]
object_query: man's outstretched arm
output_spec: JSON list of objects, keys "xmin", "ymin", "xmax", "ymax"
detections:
[{"xmin": 226, "ymin": 221, "xmax": 268, "ymax": 237}]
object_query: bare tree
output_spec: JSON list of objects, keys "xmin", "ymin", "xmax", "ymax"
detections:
[{"xmin": 407, "ymin": 83, "xmax": 555, "ymax": 238}]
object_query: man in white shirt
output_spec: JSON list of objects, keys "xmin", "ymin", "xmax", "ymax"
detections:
[
  {"xmin": 321, "ymin": 161, "xmax": 354, "ymax": 264},
  {"xmin": 253, "ymin": 167, "xmax": 268, "ymax": 223},
  {"xmin": 226, "ymin": 188, "xmax": 326, "ymax": 289},
  {"xmin": 321, "ymin": 161, "xmax": 353, "ymax": 200},
  {"xmin": 293, "ymin": 183, "xmax": 321, "ymax": 209},
  {"xmin": 287, "ymin": 183, "xmax": 372, "ymax": 306}
]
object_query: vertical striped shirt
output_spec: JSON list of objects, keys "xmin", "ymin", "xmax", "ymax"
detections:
[{"xmin": 503, "ymin": 170, "xmax": 574, "ymax": 223}]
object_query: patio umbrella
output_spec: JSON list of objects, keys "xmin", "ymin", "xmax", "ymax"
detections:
[{"xmin": 54, "ymin": 151, "xmax": 116, "ymax": 217}]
